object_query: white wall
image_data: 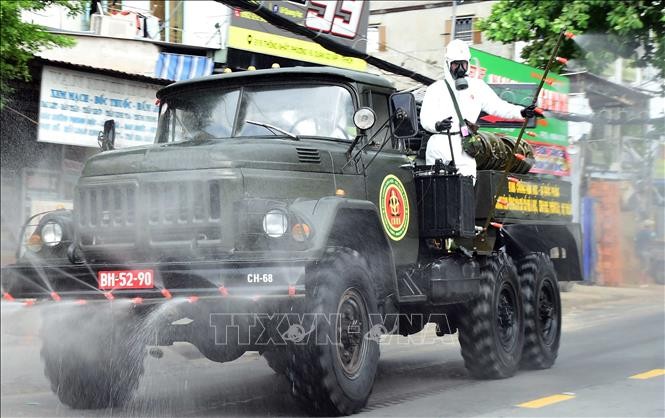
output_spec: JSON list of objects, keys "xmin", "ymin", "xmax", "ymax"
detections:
[
  {"xmin": 37, "ymin": 35, "xmax": 161, "ymax": 78},
  {"xmin": 182, "ymin": 1, "xmax": 231, "ymax": 48},
  {"xmin": 368, "ymin": 0, "xmax": 514, "ymax": 87},
  {"xmin": 22, "ymin": 4, "xmax": 87, "ymax": 32}
]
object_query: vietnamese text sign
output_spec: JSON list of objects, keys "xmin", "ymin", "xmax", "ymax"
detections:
[
  {"xmin": 38, "ymin": 66, "xmax": 161, "ymax": 148},
  {"xmin": 228, "ymin": 1, "xmax": 368, "ymax": 70}
]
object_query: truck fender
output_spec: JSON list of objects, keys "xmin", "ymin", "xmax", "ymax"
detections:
[
  {"xmin": 499, "ymin": 223, "xmax": 584, "ymax": 282},
  {"xmin": 289, "ymin": 197, "xmax": 397, "ymax": 302}
]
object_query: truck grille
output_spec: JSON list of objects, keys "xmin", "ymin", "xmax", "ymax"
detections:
[
  {"xmin": 78, "ymin": 184, "xmax": 137, "ymax": 228},
  {"xmin": 145, "ymin": 181, "xmax": 221, "ymax": 225},
  {"xmin": 77, "ymin": 181, "xmax": 223, "ymax": 247}
]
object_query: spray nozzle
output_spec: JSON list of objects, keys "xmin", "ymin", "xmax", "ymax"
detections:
[
  {"xmin": 556, "ymin": 56, "xmax": 569, "ymax": 65},
  {"xmin": 564, "ymin": 32, "xmax": 576, "ymax": 40}
]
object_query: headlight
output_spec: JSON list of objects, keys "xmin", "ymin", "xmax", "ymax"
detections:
[
  {"xmin": 41, "ymin": 221, "xmax": 63, "ymax": 247},
  {"xmin": 262, "ymin": 209, "xmax": 288, "ymax": 238},
  {"xmin": 353, "ymin": 107, "xmax": 376, "ymax": 131}
]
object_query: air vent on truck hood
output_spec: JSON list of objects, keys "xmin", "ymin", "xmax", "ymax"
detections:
[{"xmin": 296, "ymin": 148, "xmax": 321, "ymax": 164}]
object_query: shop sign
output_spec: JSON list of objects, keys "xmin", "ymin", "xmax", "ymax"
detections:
[
  {"xmin": 228, "ymin": 1, "xmax": 368, "ymax": 70},
  {"xmin": 38, "ymin": 66, "xmax": 161, "ymax": 148},
  {"xmin": 529, "ymin": 141, "xmax": 571, "ymax": 177}
]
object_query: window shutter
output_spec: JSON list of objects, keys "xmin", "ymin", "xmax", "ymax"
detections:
[
  {"xmin": 472, "ymin": 17, "xmax": 481, "ymax": 44},
  {"xmin": 443, "ymin": 20, "xmax": 451, "ymax": 44},
  {"xmin": 379, "ymin": 25, "xmax": 387, "ymax": 52}
]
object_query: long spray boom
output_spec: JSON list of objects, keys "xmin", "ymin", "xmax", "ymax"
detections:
[{"xmin": 214, "ymin": 0, "xmax": 436, "ymax": 85}]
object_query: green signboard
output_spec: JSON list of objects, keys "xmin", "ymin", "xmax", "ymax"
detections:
[
  {"xmin": 470, "ymin": 48, "xmax": 569, "ymax": 146},
  {"xmin": 470, "ymin": 48, "xmax": 570, "ymax": 176}
]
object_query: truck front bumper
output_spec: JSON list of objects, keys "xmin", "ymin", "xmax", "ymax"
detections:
[{"xmin": 1, "ymin": 259, "xmax": 307, "ymax": 302}]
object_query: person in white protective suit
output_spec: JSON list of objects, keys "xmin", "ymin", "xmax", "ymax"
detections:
[{"xmin": 420, "ymin": 39, "xmax": 538, "ymax": 179}]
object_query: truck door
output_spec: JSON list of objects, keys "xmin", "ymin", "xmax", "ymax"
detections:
[{"xmin": 362, "ymin": 91, "xmax": 419, "ymax": 266}]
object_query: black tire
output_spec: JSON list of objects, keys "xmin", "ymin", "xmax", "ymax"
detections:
[
  {"xmin": 517, "ymin": 253, "xmax": 562, "ymax": 369},
  {"xmin": 286, "ymin": 248, "xmax": 380, "ymax": 416},
  {"xmin": 40, "ymin": 304, "xmax": 146, "ymax": 409},
  {"xmin": 263, "ymin": 350, "xmax": 289, "ymax": 375},
  {"xmin": 458, "ymin": 253, "xmax": 524, "ymax": 379}
]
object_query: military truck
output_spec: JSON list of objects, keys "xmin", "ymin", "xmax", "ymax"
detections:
[{"xmin": 1, "ymin": 67, "xmax": 582, "ymax": 415}]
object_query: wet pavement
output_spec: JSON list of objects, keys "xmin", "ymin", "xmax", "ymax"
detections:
[{"xmin": 1, "ymin": 283, "xmax": 663, "ymax": 417}]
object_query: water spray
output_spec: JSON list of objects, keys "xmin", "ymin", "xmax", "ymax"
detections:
[
  {"xmin": 161, "ymin": 288, "xmax": 173, "ymax": 299},
  {"xmin": 482, "ymin": 28, "xmax": 569, "ymax": 233}
]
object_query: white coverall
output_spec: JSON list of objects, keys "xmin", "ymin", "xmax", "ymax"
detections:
[{"xmin": 420, "ymin": 71, "xmax": 524, "ymax": 178}]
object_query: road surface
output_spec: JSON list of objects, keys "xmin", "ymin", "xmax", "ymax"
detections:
[{"xmin": 1, "ymin": 284, "xmax": 663, "ymax": 417}]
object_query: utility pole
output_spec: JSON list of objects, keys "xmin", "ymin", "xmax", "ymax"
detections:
[{"xmin": 451, "ymin": 0, "xmax": 458, "ymax": 40}]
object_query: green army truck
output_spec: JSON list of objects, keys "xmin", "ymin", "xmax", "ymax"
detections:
[{"xmin": 1, "ymin": 67, "xmax": 582, "ymax": 415}]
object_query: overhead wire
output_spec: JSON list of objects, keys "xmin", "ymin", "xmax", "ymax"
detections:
[{"xmin": 245, "ymin": 1, "xmax": 445, "ymax": 87}]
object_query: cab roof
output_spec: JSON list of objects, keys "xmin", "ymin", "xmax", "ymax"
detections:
[{"xmin": 157, "ymin": 66, "xmax": 394, "ymax": 97}]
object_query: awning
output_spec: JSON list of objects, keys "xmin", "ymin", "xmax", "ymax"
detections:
[{"xmin": 155, "ymin": 53, "xmax": 214, "ymax": 81}]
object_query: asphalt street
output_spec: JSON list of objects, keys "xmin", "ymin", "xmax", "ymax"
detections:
[{"xmin": 1, "ymin": 284, "xmax": 663, "ymax": 417}]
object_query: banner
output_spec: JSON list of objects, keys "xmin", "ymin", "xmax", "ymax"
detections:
[
  {"xmin": 38, "ymin": 66, "xmax": 161, "ymax": 148},
  {"xmin": 469, "ymin": 48, "xmax": 569, "ymax": 147},
  {"xmin": 529, "ymin": 141, "xmax": 571, "ymax": 177},
  {"xmin": 228, "ymin": 1, "xmax": 368, "ymax": 70}
]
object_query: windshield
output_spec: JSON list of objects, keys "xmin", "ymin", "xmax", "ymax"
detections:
[{"xmin": 157, "ymin": 84, "xmax": 356, "ymax": 143}]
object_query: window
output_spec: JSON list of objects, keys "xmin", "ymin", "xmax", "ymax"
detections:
[
  {"xmin": 159, "ymin": 85, "xmax": 356, "ymax": 143},
  {"xmin": 368, "ymin": 92, "xmax": 392, "ymax": 146},
  {"xmin": 443, "ymin": 16, "xmax": 481, "ymax": 44},
  {"xmin": 367, "ymin": 25, "xmax": 387, "ymax": 53},
  {"xmin": 453, "ymin": 16, "xmax": 473, "ymax": 42},
  {"xmin": 150, "ymin": 0, "xmax": 184, "ymax": 42}
]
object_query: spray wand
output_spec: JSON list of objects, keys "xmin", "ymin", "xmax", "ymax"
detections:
[{"xmin": 482, "ymin": 28, "xmax": 572, "ymax": 233}]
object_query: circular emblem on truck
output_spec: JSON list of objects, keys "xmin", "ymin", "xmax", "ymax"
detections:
[{"xmin": 379, "ymin": 175, "xmax": 410, "ymax": 241}]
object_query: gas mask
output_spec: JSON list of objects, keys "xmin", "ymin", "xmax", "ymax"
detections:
[{"xmin": 450, "ymin": 60, "xmax": 469, "ymax": 90}]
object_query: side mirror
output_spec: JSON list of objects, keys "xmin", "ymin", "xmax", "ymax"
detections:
[
  {"xmin": 389, "ymin": 92, "xmax": 418, "ymax": 139},
  {"xmin": 97, "ymin": 119, "xmax": 116, "ymax": 151}
]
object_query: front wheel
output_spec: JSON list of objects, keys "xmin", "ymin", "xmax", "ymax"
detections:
[
  {"xmin": 458, "ymin": 253, "xmax": 525, "ymax": 379},
  {"xmin": 286, "ymin": 248, "xmax": 380, "ymax": 415},
  {"xmin": 517, "ymin": 253, "xmax": 562, "ymax": 369},
  {"xmin": 40, "ymin": 304, "xmax": 146, "ymax": 409}
]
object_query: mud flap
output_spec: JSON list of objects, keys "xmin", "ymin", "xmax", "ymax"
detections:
[{"xmin": 500, "ymin": 223, "xmax": 583, "ymax": 282}]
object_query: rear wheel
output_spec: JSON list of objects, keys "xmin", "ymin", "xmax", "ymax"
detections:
[
  {"xmin": 517, "ymin": 253, "xmax": 561, "ymax": 369},
  {"xmin": 458, "ymin": 253, "xmax": 524, "ymax": 379},
  {"xmin": 286, "ymin": 248, "xmax": 380, "ymax": 415},
  {"xmin": 40, "ymin": 304, "xmax": 146, "ymax": 409}
]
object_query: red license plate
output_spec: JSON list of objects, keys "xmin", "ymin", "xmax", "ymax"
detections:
[{"xmin": 97, "ymin": 269, "xmax": 155, "ymax": 290}]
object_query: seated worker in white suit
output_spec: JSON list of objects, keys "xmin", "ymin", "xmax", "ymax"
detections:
[{"xmin": 420, "ymin": 39, "xmax": 538, "ymax": 179}]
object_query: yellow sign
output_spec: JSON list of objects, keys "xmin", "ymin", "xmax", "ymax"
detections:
[
  {"xmin": 495, "ymin": 195, "xmax": 572, "ymax": 216},
  {"xmin": 508, "ymin": 181, "xmax": 561, "ymax": 198},
  {"xmin": 499, "ymin": 178, "xmax": 571, "ymax": 216},
  {"xmin": 228, "ymin": 26, "xmax": 367, "ymax": 71}
]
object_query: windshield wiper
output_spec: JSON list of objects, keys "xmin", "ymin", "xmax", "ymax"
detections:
[{"xmin": 245, "ymin": 120, "xmax": 299, "ymax": 141}]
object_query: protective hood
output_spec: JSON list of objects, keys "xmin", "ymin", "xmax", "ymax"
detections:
[
  {"xmin": 445, "ymin": 40, "xmax": 471, "ymax": 89},
  {"xmin": 445, "ymin": 39, "xmax": 471, "ymax": 62}
]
